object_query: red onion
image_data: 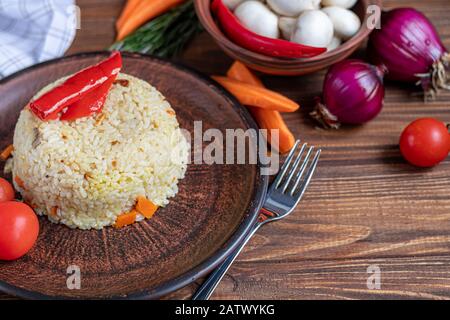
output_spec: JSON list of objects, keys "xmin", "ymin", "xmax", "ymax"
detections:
[
  {"xmin": 368, "ymin": 8, "xmax": 449, "ymax": 99},
  {"xmin": 311, "ymin": 59, "xmax": 386, "ymax": 129}
]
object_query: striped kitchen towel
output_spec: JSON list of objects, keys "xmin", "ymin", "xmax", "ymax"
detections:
[{"xmin": 0, "ymin": 0, "xmax": 77, "ymax": 79}]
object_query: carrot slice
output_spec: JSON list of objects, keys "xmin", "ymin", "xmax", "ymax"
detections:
[
  {"xmin": 116, "ymin": 0, "xmax": 143, "ymax": 31},
  {"xmin": 14, "ymin": 176, "xmax": 25, "ymax": 190},
  {"xmin": 50, "ymin": 206, "xmax": 58, "ymax": 217},
  {"xmin": 0, "ymin": 144, "xmax": 14, "ymax": 160},
  {"xmin": 225, "ymin": 63, "xmax": 296, "ymax": 153},
  {"xmin": 211, "ymin": 76, "xmax": 299, "ymax": 113},
  {"xmin": 116, "ymin": 0, "xmax": 185, "ymax": 41},
  {"xmin": 135, "ymin": 196, "xmax": 158, "ymax": 219},
  {"xmin": 114, "ymin": 210, "xmax": 137, "ymax": 228}
]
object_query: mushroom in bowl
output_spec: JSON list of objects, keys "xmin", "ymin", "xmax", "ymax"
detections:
[{"xmin": 194, "ymin": 0, "xmax": 382, "ymax": 75}]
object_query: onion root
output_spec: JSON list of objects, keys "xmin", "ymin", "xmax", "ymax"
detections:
[
  {"xmin": 417, "ymin": 53, "xmax": 450, "ymax": 101},
  {"xmin": 310, "ymin": 99, "xmax": 340, "ymax": 129}
]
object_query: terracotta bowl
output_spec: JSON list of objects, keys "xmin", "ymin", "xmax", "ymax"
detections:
[{"xmin": 194, "ymin": 0, "xmax": 382, "ymax": 75}]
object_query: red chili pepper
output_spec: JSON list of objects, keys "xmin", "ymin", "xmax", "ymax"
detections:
[
  {"xmin": 29, "ymin": 51, "xmax": 122, "ymax": 121},
  {"xmin": 59, "ymin": 75, "xmax": 117, "ymax": 121},
  {"xmin": 211, "ymin": 0, "xmax": 326, "ymax": 59}
]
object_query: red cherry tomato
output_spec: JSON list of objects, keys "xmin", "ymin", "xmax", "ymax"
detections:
[
  {"xmin": 400, "ymin": 118, "xmax": 450, "ymax": 167},
  {"xmin": 0, "ymin": 178, "xmax": 15, "ymax": 203},
  {"xmin": 0, "ymin": 201, "xmax": 39, "ymax": 261}
]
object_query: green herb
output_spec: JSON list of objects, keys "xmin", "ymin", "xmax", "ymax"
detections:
[{"xmin": 110, "ymin": 1, "xmax": 203, "ymax": 58}]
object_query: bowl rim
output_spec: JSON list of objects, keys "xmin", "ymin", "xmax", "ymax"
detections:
[
  {"xmin": 0, "ymin": 51, "xmax": 269, "ymax": 300},
  {"xmin": 194, "ymin": 0, "xmax": 383, "ymax": 64}
]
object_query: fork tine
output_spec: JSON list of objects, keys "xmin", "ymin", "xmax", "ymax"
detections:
[
  {"xmin": 281, "ymin": 143, "xmax": 307, "ymax": 193},
  {"xmin": 273, "ymin": 140, "xmax": 301, "ymax": 189},
  {"xmin": 289, "ymin": 146, "xmax": 314, "ymax": 194},
  {"xmin": 291, "ymin": 149, "xmax": 321, "ymax": 198}
]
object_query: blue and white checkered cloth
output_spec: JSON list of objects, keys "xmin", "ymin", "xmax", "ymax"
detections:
[{"xmin": 0, "ymin": 0, "xmax": 77, "ymax": 79}]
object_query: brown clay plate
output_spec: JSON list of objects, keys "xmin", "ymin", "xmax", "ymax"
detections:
[{"xmin": 0, "ymin": 52, "xmax": 268, "ymax": 299}]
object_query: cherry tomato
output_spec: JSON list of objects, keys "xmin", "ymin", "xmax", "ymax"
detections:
[
  {"xmin": 0, "ymin": 178, "xmax": 15, "ymax": 203},
  {"xmin": 400, "ymin": 118, "xmax": 450, "ymax": 167},
  {"xmin": 0, "ymin": 201, "xmax": 39, "ymax": 261}
]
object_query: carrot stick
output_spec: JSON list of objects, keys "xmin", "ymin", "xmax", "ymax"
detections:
[
  {"xmin": 227, "ymin": 61, "xmax": 264, "ymax": 87},
  {"xmin": 0, "ymin": 144, "xmax": 14, "ymax": 161},
  {"xmin": 135, "ymin": 196, "xmax": 158, "ymax": 219},
  {"xmin": 248, "ymin": 107, "xmax": 296, "ymax": 154},
  {"xmin": 226, "ymin": 62, "xmax": 295, "ymax": 154},
  {"xmin": 114, "ymin": 210, "xmax": 137, "ymax": 228},
  {"xmin": 211, "ymin": 76, "xmax": 300, "ymax": 113},
  {"xmin": 116, "ymin": 0, "xmax": 142, "ymax": 31},
  {"xmin": 116, "ymin": 0, "xmax": 185, "ymax": 41}
]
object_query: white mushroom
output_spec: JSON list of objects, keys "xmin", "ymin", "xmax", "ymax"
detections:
[
  {"xmin": 321, "ymin": 0, "xmax": 358, "ymax": 9},
  {"xmin": 223, "ymin": 0, "xmax": 266, "ymax": 10},
  {"xmin": 290, "ymin": 10, "xmax": 334, "ymax": 48},
  {"xmin": 279, "ymin": 17, "xmax": 297, "ymax": 40},
  {"xmin": 322, "ymin": 6, "xmax": 361, "ymax": 40},
  {"xmin": 222, "ymin": 0, "xmax": 247, "ymax": 10},
  {"xmin": 267, "ymin": 0, "xmax": 321, "ymax": 17},
  {"xmin": 234, "ymin": 1, "xmax": 280, "ymax": 39},
  {"xmin": 327, "ymin": 36, "xmax": 342, "ymax": 51}
]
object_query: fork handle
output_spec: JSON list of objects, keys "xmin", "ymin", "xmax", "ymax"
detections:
[{"xmin": 192, "ymin": 221, "xmax": 263, "ymax": 300}]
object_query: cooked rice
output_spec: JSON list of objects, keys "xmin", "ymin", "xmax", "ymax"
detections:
[{"xmin": 11, "ymin": 73, "xmax": 189, "ymax": 230}]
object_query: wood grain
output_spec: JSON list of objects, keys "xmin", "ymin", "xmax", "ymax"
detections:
[{"xmin": 2, "ymin": 0, "xmax": 450, "ymax": 300}]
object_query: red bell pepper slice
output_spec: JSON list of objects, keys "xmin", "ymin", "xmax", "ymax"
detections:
[
  {"xmin": 29, "ymin": 51, "xmax": 122, "ymax": 121},
  {"xmin": 211, "ymin": 0, "xmax": 326, "ymax": 59},
  {"xmin": 59, "ymin": 75, "xmax": 117, "ymax": 121}
]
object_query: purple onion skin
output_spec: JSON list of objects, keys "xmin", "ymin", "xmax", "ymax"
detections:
[
  {"xmin": 323, "ymin": 60, "xmax": 385, "ymax": 125},
  {"xmin": 368, "ymin": 8, "xmax": 447, "ymax": 82}
]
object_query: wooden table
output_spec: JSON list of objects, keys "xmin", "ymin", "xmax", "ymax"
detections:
[{"xmin": 2, "ymin": 0, "xmax": 450, "ymax": 300}]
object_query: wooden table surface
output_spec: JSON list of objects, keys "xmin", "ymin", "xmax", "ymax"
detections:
[{"xmin": 2, "ymin": 0, "xmax": 450, "ymax": 300}]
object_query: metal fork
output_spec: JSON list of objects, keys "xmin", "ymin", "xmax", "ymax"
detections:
[{"xmin": 192, "ymin": 140, "xmax": 321, "ymax": 300}]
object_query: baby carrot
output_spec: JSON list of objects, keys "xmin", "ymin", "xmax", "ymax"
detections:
[
  {"xmin": 116, "ymin": 0, "xmax": 142, "ymax": 31},
  {"xmin": 227, "ymin": 61, "xmax": 264, "ymax": 87},
  {"xmin": 116, "ymin": 0, "xmax": 185, "ymax": 41},
  {"xmin": 211, "ymin": 76, "xmax": 300, "ymax": 113},
  {"xmin": 248, "ymin": 107, "xmax": 296, "ymax": 154},
  {"xmin": 226, "ymin": 62, "xmax": 295, "ymax": 153}
]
